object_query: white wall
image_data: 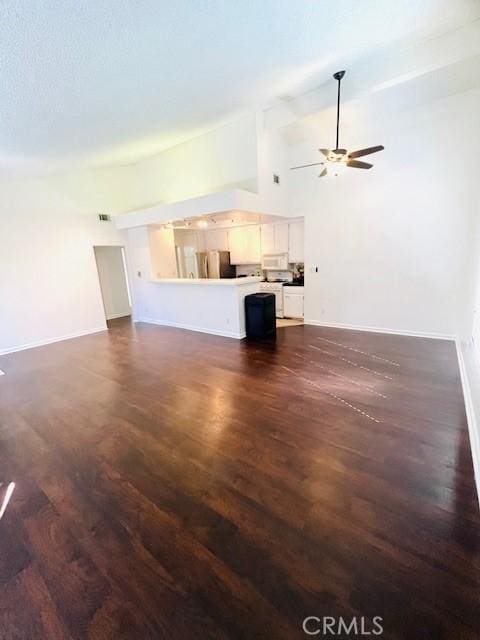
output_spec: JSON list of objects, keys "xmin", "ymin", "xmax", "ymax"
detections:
[
  {"xmin": 461, "ymin": 185, "xmax": 480, "ymax": 343},
  {"xmin": 0, "ymin": 167, "xmax": 133, "ymax": 354},
  {"xmin": 94, "ymin": 246, "xmax": 131, "ymax": 320},
  {"xmin": 457, "ymin": 174, "xmax": 480, "ymax": 503},
  {"xmin": 256, "ymin": 115, "xmax": 289, "ymax": 217},
  {"xmin": 123, "ymin": 226, "xmax": 155, "ymax": 323},
  {"xmin": 287, "ymin": 88, "xmax": 480, "ymax": 338},
  {"xmin": 129, "ymin": 115, "xmax": 258, "ymax": 208}
]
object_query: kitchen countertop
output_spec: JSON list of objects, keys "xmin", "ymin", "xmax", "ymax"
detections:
[{"xmin": 149, "ymin": 276, "xmax": 263, "ymax": 286}]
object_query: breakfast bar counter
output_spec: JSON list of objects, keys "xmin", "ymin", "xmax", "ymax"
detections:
[
  {"xmin": 149, "ymin": 276, "xmax": 262, "ymax": 286},
  {"xmin": 135, "ymin": 277, "xmax": 262, "ymax": 338}
]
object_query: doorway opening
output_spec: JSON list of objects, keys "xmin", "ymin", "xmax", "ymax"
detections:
[{"xmin": 94, "ymin": 246, "xmax": 132, "ymax": 323}]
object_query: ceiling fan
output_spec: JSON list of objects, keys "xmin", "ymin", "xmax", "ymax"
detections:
[{"xmin": 290, "ymin": 70, "xmax": 384, "ymax": 177}]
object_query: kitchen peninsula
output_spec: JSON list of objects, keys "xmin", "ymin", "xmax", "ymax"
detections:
[
  {"xmin": 136, "ymin": 276, "xmax": 262, "ymax": 339},
  {"xmin": 122, "ymin": 202, "xmax": 305, "ymax": 338}
]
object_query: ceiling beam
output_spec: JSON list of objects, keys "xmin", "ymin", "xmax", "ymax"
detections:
[{"xmin": 263, "ymin": 19, "xmax": 480, "ymax": 131}]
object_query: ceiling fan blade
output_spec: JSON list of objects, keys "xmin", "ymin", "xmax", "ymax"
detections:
[
  {"xmin": 319, "ymin": 168, "xmax": 327, "ymax": 177},
  {"xmin": 348, "ymin": 145, "xmax": 384, "ymax": 159},
  {"xmin": 319, "ymin": 148, "xmax": 331, "ymax": 157},
  {"xmin": 347, "ymin": 160, "xmax": 373, "ymax": 169},
  {"xmin": 290, "ymin": 162, "xmax": 325, "ymax": 170}
]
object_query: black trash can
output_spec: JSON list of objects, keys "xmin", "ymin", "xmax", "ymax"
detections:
[{"xmin": 245, "ymin": 292, "xmax": 276, "ymax": 339}]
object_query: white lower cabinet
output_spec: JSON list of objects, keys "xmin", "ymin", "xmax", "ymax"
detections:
[
  {"xmin": 259, "ymin": 283, "xmax": 284, "ymax": 318},
  {"xmin": 283, "ymin": 287, "xmax": 304, "ymax": 318},
  {"xmin": 272, "ymin": 289, "xmax": 284, "ymax": 318}
]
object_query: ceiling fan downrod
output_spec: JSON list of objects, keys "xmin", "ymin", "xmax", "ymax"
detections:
[{"xmin": 333, "ymin": 70, "xmax": 345, "ymax": 152}]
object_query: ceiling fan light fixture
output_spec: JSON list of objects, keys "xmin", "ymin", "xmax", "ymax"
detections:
[{"xmin": 325, "ymin": 161, "xmax": 347, "ymax": 177}]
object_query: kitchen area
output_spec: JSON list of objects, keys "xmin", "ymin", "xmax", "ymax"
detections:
[
  {"xmin": 118, "ymin": 188, "xmax": 306, "ymax": 340},
  {"xmin": 148, "ymin": 212, "xmax": 304, "ymax": 327}
]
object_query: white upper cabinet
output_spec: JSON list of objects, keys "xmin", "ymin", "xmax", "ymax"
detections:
[
  {"xmin": 261, "ymin": 222, "xmax": 289, "ymax": 255},
  {"xmin": 204, "ymin": 228, "xmax": 229, "ymax": 251},
  {"xmin": 288, "ymin": 220, "xmax": 304, "ymax": 263},
  {"xmin": 275, "ymin": 223, "xmax": 289, "ymax": 253},
  {"xmin": 244, "ymin": 225, "xmax": 261, "ymax": 263},
  {"xmin": 229, "ymin": 225, "xmax": 261, "ymax": 264},
  {"xmin": 261, "ymin": 224, "xmax": 275, "ymax": 254},
  {"xmin": 175, "ymin": 220, "xmax": 304, "ymax": 265},
  {"xmin": 174, "ymin": 229, "xmax": 205, "ymax": 250},
  {"xmin": 227, "ymin": 227, "xmax": 243, "ymax": 264}
]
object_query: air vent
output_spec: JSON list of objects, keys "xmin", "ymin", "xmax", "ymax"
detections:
[{"xmin": 98, "ymin": 214, "xmax": 110, "ymax": 221}]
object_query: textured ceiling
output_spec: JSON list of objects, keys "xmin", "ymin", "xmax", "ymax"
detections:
[{"xmin": 1, "ymin": 0, "xmax": 479, "ymax": 172}]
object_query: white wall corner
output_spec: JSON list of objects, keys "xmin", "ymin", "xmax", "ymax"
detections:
[
  {"xmin": 0, "ymin": 326, "xmax": 107, "ymax": 356},
  {"xmin": 455, "ymin": 338, "xmax": 480, "ymax": 509}
]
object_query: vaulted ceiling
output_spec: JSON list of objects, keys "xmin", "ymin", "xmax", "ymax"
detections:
[{"xmin": 1, "ymin": 0, "xmax": 479, "ymax": 172}]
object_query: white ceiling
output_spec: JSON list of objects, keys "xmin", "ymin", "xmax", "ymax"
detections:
[{"xmin": 1, "ymin": 0, "xmax": 479, "ymax": 172}]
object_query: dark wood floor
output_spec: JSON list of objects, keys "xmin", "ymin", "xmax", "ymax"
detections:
[{"xmin": 0, "ymin": 318, "xmax": 479, "ymax": 639}]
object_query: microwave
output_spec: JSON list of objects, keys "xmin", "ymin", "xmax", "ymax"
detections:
[{"xmin": 261, "ymin": 253, "xmax": 289, "ymax": 270}]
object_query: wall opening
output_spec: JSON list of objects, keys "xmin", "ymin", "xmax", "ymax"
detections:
[{"xmin": 94, "ymin": 246, "xmax": 132, "ymax": 322}]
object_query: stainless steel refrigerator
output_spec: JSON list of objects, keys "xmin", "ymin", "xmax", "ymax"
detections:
[{"xmin": 196, "ymin": 251, "xmax": 235, "ymax": 279}]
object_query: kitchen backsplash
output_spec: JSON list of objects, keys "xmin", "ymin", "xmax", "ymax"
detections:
[
  {"xmin": 235, "ymin": 264, "xmax": 262, "ymax": 276},
  {"xmin": 235, "ymin": 264, "xmax": 304, "ymax": 279}
]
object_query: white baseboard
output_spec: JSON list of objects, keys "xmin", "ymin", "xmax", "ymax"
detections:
[
  {"xmin": 136, "ymin": 317, "xmax": 245, "ymax": 340},
  {"xmin": 304, "ymin": 319, "xmax": 455, "ymax": 341},
  {"xmin": 0, "ymin": 326, "xmax": 107, "ymax": 356},
  {"xmin": 455, "ymin": 340, "xmax": 480, "ymax": 508}
]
